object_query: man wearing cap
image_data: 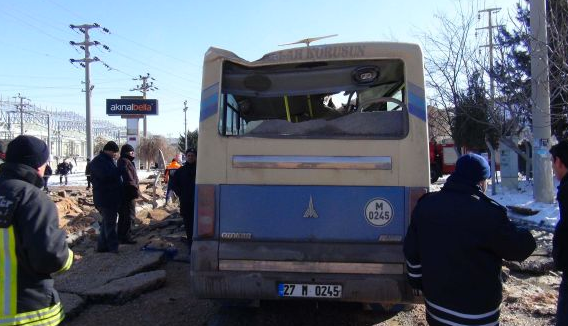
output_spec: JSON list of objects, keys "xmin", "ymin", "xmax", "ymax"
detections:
[
  {"xmin": 90, "ymin": 141, "xmax": 122, "ymax": 253},
  {"xmin": 171, "ymin": 148, "xmax": 197, "ymax": 244},
  {"xmin": 117, "ymin": 143, "xmax": 139, "ymax": 244},
  {"xmin": 404, "ymin": 153, "xmax": 536, "ymax": 326},
  {"xmin": 550, "ymin": 140, "xmax": 568, "ymax": 325},
  {"xmin": 0, "ymin": 135, "xmax": 73, "ymax": 325}
]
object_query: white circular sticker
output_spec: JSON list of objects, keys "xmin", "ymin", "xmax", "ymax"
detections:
[{"xmin": 364, "ymin": 198, "xmax": 394, "ymax": 227}]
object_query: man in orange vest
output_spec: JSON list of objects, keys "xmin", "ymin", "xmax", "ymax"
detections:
[{"xmin": 164, "ymin": 157, "xmax": 181, "ymax": 204}]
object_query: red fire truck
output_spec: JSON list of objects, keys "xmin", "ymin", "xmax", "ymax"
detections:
[{"xmin": 429, "ymin": 141, "xmax": 458, "ymax": 183}]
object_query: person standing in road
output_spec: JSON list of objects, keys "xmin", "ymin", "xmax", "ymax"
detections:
[
  {"xmin": 164, "ymin": 157, "xmax": 181, "ymax": 204},
  {"xmin": 85, "ymin": 157, "xmax": 92, "ymax": 190},
  {"xmin": 90, "ymin": 141, "xmax": 122, "ymax": 253},
  {"xmin": 43, "ymin": 163, "xmax": 53, "ymax": 192},
  {"xmin": 403, "ymin": 153, "xmax": 536, "ymax": 326},
  {"xmin": 550, "ymin": 141, "xmax": 568, "ymax": 325},
  {"xmin": 0, "ymin": 135, "xmax": 73, "ymax": 325},
  {"xmin": 117, "ymin": 144, "xmax": 139, "ymax": 244},
  {"xmin": 171, "ymin": 148, "xmax": 197, "ymax": 245},
  {"xmin": 57, "ymin": 159, "xmax": 70, "ymax": 185}
]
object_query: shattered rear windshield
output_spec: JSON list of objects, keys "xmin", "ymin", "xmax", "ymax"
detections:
[{"xmin": 218, "ymin": 59, "xmax": 408, "ymax": 139}]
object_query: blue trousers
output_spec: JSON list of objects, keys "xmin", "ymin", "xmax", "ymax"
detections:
[{"xmin": 558, "ymin": 273, "xmax": 568, "ymax": 326}]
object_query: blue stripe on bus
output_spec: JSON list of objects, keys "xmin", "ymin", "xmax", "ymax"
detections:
[
  {"xmin": 219, "ymin": 185, "xmax": 406, "ymax": 242},
  {"xmin": 200, "ymin": 92, "xmax": 219, "ymax": 122},
  {"xmin": 407, "ymin": 82, "xmax": 426, "ymax": 122}
]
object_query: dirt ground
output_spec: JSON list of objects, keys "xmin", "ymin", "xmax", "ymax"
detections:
[{"xmin": 60, "ymin": 237, "xmax": 558, "ymax": 326}]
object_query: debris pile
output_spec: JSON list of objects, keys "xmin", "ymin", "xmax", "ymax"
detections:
[{"xmin": 48, "ymin": 175, "xmax": 189, "ymax": 318}]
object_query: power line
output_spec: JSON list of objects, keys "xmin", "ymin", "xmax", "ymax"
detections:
[
  {"xmin": 110, "ymin": 49, "xmax": 202, "ymax": 86},
  {"xmin": 0, "ymin": 10, "xmax": 69, "ymax": 43},
  {"xmin": 3, "ymin": 2, "xmax": 77, "ymax": 37},
  {"xmin": 112, "ymin": 32, "xmax": 203, "ymax": 68}
]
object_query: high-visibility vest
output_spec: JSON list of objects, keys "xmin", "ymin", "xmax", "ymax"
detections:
[
  {"xmin": 164, "ymin": 161, "xmax": 181, "ymax": 183},
  {"xmin": 0, "ymin": 226, "xmax": 73, "ymax": 326}
]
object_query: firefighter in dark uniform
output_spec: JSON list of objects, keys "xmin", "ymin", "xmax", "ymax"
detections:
[
  {"xmin": 404, "ymin": 153, "xmax": 536, "ymax": 326},
  {"xmin": 0, "ymin": 135, "xmax": 73, "ymax": 326}
]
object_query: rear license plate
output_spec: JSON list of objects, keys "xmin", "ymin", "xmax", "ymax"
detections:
[{"xmin": 278, "ymin": 283, "xmax": 342, "ymax": 298}]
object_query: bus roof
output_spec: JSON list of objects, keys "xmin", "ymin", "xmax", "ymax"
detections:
[{"xmin": 205, "ymin": 42, "xmax": 423, "ymax": 67}]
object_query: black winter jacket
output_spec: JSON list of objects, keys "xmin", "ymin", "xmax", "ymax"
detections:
[
  {"xmin": 90, "ymin": 151, "xmax": 122, "ymax": 210},
  {"xmin": 56, "ymin": 162, "xmax": 70, "ymax": 175},
  {"xmin": 170, "ymin": 162, "xmax": 196, "ymax": 217},
  {"xmin": 553, "ymin": 174, "xmax": 568, "ymax": 272},
  {"xmin": 403, "ymin": 176, "xmax": 535, "ymax": 326},
  {"xmin": 0, "ymin": 163, "xmax": 73, "ymax": 324},
  {"xmin": 117, "ymin": 155, "xmax": 140, "ymax": 200}
]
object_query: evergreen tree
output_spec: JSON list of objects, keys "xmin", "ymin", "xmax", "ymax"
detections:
[
  {"xmin": 452, "ymin": 71, "xmax": 499, "ymax": 151},
  {"xmin": 178, "ymin": 129, "xmax": 198, "ymax": 152},
  {"xmin": 495, "ymin": 0, "xmax": 568, "ymax": 139}
]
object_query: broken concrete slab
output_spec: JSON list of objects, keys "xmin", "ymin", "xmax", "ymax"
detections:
[
  {"xmin": 60, "ymin": 292, "xmax": 86, "ymax": 318},
  {"xmin": 505, "ymin": 255, "xmax": 555, "ymax": 275},
  {"xmin": 83, "ymin": 270, "xmax": 167, "ymax": 304},
  {"xmin": 148, "ymin": 208, "xmax": 171, "ymax": 221},
  {"xmin": 55, "ymin": 247, "xmax": 165, "ymax": 294}
]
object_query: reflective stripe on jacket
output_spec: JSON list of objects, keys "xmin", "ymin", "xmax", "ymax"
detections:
[
  {"xmin": 0, "ymin": 163, "xmax": 72, "ymax": 326},
  {"xmin": 0, "ymin": 301, "xmax": 64, "ymax": 326}
]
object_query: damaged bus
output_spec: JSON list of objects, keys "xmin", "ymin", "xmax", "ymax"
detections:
[{"xmin": 191, "ymin": 42, "xmax": 429, "ymax": 304}]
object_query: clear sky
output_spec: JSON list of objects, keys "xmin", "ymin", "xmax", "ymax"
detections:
[{"xmin": 0, "ymin": 0, "xmax": 521, "ymax": 138}]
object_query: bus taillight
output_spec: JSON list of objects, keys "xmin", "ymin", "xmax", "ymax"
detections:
[{"xmin": 197, "ymin": 185, "xmax": 215, "ymax": 237}]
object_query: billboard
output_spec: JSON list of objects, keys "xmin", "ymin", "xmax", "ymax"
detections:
[{"xmin": 106, "ymin": 99, "xmax": 158, "ymax": 116}]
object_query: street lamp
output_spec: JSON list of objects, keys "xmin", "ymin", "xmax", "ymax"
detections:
[{"xmin": 183, "ymin": 100, "xmax": 188, "ymax": 152}]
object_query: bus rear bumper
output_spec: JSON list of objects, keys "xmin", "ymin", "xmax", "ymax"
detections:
[{"xmin": 190, "ymin": 270, "xmax": 421, "ymax": 304}]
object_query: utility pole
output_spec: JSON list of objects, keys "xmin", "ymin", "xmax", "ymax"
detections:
[
  {"xmin": 13, "ymin": 93, "xmax": 29, "ymax": 135},
  {"xmin": 476, "ymin": 8, "xmax": 502, "ymax": 195},
  {"xmin": 69, "ymin": 23, "xmax": 110, "ymax": 159},
  {"xmin": 131, "ymin": 73, "xmax": 158, "ymax": 138},
  {"xmin": 183, "ymin": 100, "xmax": 188, "ymax": 152},
  {"xmin": 530, "ymin": 0, "xmax": 554, "ymax": 203}
]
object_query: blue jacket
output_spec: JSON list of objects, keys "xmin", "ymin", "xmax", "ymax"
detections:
[
  {"xmin": 90, "ymin": 151, "xmax": 122, "ymax": 210},
  {"xmin": 403, "ymin": 175, "xmax": 535, "ymax": 326},
  {"xmin": 0, "ymin": 163, "xmax": 73, "ymax": 325}
]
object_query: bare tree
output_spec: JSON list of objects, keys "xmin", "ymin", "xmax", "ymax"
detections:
[
  {"xmin": 93, "ymin": 136, "xmax": 109, "ymax": 155},
  {"xmin": 422, "ymin": 1, "xmax": 534, "ymax": 159},
  {"xmin": 420, "ymin": 2, "xmax": 481, "ymax": 147},
  {"xmin": 138, "ymin": 135, "xmax": 177, "ymax": 170}
]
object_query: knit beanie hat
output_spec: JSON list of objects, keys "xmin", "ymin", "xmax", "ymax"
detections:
[
  {"xmin": 121, "ymin": 144, "xmax": 135, "ymax": 155},
  {"xmin": 452, "ymin": 153, "xmax": 491, "ymax": 185},
  {"xmin": 103, "ymin": 141, "xmax": 119, "ymax": 153},
  {"xmin": 5, "ymin": 135, "xmax": 50, "ymax": 168}
]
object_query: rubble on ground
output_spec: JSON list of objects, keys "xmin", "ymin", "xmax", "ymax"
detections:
[
  {"xmin": 49, "ymin": 176, "xmax": 560, "ymax": 324},
  {"xmin": 49, "ymin": 175, "xmax": 188, "ymax": 318}
]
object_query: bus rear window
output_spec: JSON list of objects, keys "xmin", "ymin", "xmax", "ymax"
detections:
[{"xmin": 219, "ymin": 60, "xmax": 408, "ymax": 139}]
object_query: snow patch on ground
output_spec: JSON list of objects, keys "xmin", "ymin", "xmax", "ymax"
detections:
[{"xmin": 432, "ymin": 175, "xmax": 560, "ymax": 230}]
